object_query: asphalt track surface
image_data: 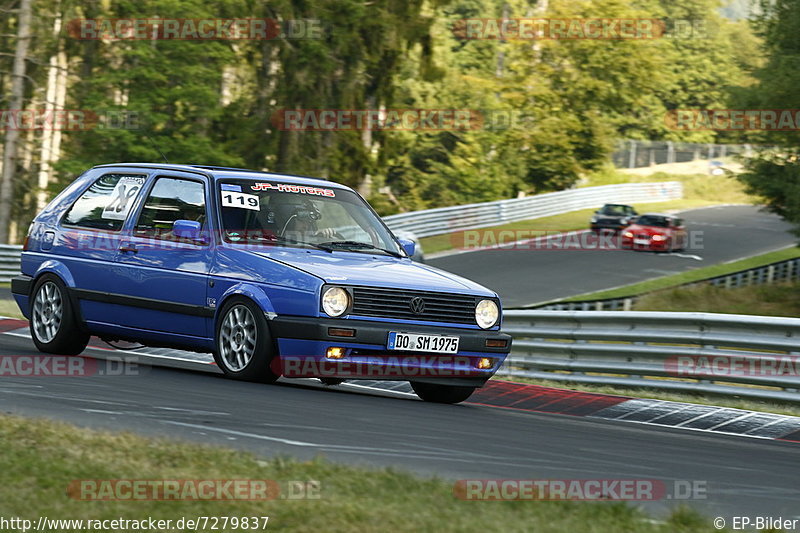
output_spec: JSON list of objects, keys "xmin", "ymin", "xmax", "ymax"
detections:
[
  {"xmin": 1, "ymin": 333, "xmax": 799, "ymax": 521},
  {"xmin": 1, "ymin": 204, "xmax": 799, "ymax": 522},
  {"xmin": 429, "ymin": 205, "xmax": 798, "ymax": 307}
]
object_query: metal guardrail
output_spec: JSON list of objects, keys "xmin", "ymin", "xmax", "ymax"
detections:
[
  {"xmin": 611, "ymin": 139, "xmax": 756, "ymax": 168},
  {"xmin": 533, "ymin": 256, "xmax": 800, "ymax": 311},
  {"xmin": 0, "ymin": 244, "xmax": 22, "ymax": 284},
  {"xmin": 0, "ymin": 181, "xmax": 683, "ymax": 280},
  {"xmin": 501, "ymin": 310, "xmax": 800, "ymax": 402},
  {"xmin": 383, "ymin": 182, "xmax": 683, "ymax": 238}
]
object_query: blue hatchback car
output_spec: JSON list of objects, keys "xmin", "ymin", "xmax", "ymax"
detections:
[{"xmin": 12, "ymin": 164, "xmax": 511, "ymax": 403}]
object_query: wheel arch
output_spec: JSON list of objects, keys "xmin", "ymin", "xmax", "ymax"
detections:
[
  {"xmin": 215, "ymin": 282, "xmax": 278, "ymax": 325},
  {"xmin": 30, "ymin": 261, "xmax": 87, "ymax": 332}
]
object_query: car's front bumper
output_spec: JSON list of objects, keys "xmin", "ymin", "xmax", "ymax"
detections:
[
  {"xmin": 621, "ymin": 238, "xmax": 669, "ymax": 251},
  {"xmin": 268, "ymin": 316, "xmax": 512, "ymax": 387}
]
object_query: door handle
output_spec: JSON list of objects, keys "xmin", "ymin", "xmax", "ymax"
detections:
[{"xmin": 119, "ymin": 243, "xmax": 138, "ymax": 254}]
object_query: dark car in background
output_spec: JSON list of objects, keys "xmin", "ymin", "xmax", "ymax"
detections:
[
  {"xmin": 621, "ymin": 213, "xmax": 688, "ymax": 252},
  {"xmin": 590, "ymin": 204, "xmax": 638, "ymax": 232}
]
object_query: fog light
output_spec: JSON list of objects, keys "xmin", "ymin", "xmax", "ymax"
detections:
[
  {"xmin": 477, "ymin": 357, "xmax": 495, "ymax": 369},
  {"xmin": 326, "ymin": 347, "xmax": 346, "ymax": 359}
]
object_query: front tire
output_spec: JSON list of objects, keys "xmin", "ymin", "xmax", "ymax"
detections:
[
  {"xmin": 411, "ymin": 382, "xmax": 476, "ymax": 404},
  {"xmin": 29, "ymin": 274, "xmax": 89, "ymax": 355},
  {"xmin": 214, "ymin": 297, "xmax": 279, "ymax": 383}
]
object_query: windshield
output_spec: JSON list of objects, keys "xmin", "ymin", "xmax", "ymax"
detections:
[
  {"xmin": 217, "ymin": 179, "xmax": 403, "ymax": 255},
  {"xmin": 635, "ymin": 215, "xmax": 669, "ymax": 228},
  {"xmin": 600, "ymin": 205, "xmax": 632, "ymax": 216}
]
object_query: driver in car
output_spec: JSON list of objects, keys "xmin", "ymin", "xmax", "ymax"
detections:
[{"xmin": 274, "ymin": 198, "xmax": 337, "ymax": 243}]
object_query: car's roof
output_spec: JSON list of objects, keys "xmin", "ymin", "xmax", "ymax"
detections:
[
  {"xmin": 602, "ymin": 203, "xmax": 633, "ymax": 207},
  {"xmin": 92, "ymin": 163, "xmax": 352, "ymax": 190}
]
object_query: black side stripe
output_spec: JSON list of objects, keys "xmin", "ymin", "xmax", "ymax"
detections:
[{"xmin": 71, "ymin": 288, "xmax": 215, "ymax": 318}]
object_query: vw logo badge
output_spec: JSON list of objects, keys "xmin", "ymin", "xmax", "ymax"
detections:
[{"xmin": 409, "ymin": 297, "xmax": 426, "ymax": 315}]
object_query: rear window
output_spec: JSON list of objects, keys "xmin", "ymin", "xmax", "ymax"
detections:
[{"xmin": 62, "ymin": 173, "xmax": 147, "ymax": 231}]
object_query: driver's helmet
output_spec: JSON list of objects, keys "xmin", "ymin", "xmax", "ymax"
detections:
[{"xmin": 272, "ymin": 197, "xmax": 321, "ymax": 237}]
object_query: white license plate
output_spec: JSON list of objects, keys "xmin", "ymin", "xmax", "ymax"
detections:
[
  {"xmin": 387, "ymin": 332, "xmax": 459, "ymax": 354},
  {"xmin": 634, "ymin": 238, "xmax": 650, "ymax": 245}
]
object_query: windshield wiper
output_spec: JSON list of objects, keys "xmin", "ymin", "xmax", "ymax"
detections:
[
  {"xmin": 318, "ymin": 240, "xmax": 403, "ymax": 258},
  {"xmin": 226, "ymin": 232, "xmax": 332, "ymax": 252}
]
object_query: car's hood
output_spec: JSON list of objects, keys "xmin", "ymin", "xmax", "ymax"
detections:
[
  {"xmin": 627, "ymin": 224, "xmax": 670, "ymax": 235},
  {"xmin": 251, "ymin": 249, "xmax": 495, "ymax": 296}
]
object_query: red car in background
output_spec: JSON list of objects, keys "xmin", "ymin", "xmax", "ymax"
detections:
[{"xmin": 621, "ymin": 213, "xmax": 688, "ymax": 252}]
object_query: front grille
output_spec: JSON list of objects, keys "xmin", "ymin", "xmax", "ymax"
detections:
[
  {"xmin": 635, "ymin": 233, "xmax": 651, "ymax": 240},
  {"xmin": 350, "ymin": 287, "xmax": 478, "ymax": 325}
]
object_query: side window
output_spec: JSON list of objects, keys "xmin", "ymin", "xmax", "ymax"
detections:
[
  {"xmin": 62, "ymin": 173, "xmax": 146, "ymax": 231},
  {"xmin": 134, "ymin": 177, "xmax": 206, "ymax": 240},
  {"xmin": 673, "ymin": 218, "xmax": 684, "ymax": 228}
]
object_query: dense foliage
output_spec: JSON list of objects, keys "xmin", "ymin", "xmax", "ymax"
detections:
[
  {"xmin": 0, "ymin": 0, "xmax": 762, "ymax": 239},
  {"xmin": 737, "ymin": 0, "xmax": 800, "ymax": 236}
]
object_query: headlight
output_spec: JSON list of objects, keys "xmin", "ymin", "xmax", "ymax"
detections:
[
  {"xmin": 475, "ymin": 299, "xmax": 499, "ymax": 329},
  {"xmin": 623, "ymin": 231, "xmax": 634, "ymax": 238},
  {"xmin": 652, "ymin": 234, "xmax": 666, "ymax": 241},
  {"xmin": 322, "ymin": 287, "xmax": 350, "ymax": 317},
  {"xmin": 590, "ymin": 216, "xmax": 598, "ymax": 223}
]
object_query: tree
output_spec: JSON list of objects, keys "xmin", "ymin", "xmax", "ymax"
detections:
[
  {"xmin": 737, "ymin": 0, "xmax": 800, "ymax": 236},
  {"xmin": 0, "ymin": 0, "xmax": 33, "ymax": 242}
]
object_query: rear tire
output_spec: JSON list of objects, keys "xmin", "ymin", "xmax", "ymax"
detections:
[
  {"xmin": 411, "ymin": 382, "xmax": 476, "ymax": 404},
  {"xmin": 29, "ymin": 274, "xmax": 89, "ymax": 355},
  {"xmin": 214, "ymin": 297, "xmax": 279, "ymax": 383}
]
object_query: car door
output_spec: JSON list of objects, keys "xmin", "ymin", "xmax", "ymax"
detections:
[
  {"xmin": 56, "ymin": 168, "xmax": 150, "ymax": 325},
  {"xmin": 112, "ymin": 172, "xmax": 213, "ymax": 338}
]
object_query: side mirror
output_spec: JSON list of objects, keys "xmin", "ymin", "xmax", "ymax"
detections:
[
  {"xmin": 173, "ymin": 219, "xmax": 204, "ymax": 243},
  {"xmin": 397, "ymin": 238, "xmax": 416, "ymax": 258}
]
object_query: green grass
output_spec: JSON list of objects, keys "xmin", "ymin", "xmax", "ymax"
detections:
[
  {"xmin": 493, "ymin": 375, "xmax": 800, "ymax": 418},
  {"xmin": 562, "ymin": 246, "xmax": 800, "ymax": 302},
  {"xmin": 420, "ymin": 170, "xmax": 753, "ymax": 256},
  {"xmin": 0, "ymin": 298, "xmax": 23, "ymax": 318},
  {"xmin": 636, "ymin": 281, "xmax": 800, "ymax": 318},
  {"xmin": 0, "ymin": 414, "xmax": 717, "ymax": 532}
]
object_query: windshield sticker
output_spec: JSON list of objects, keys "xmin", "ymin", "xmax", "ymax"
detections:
[
  {"xmin": 102, "ymin": 176, "xmax": 145, "ymax": 220},
  {"xmin": 251, "ymin": 182, "xmax": 335, "ymax": 197},
  {"xmin": 220, "ymin": 183, "xmax": 242, "ymax": 192},
  {"xmin": 221, "ymin": 191, "xmax": 260, "ymax": 211}
]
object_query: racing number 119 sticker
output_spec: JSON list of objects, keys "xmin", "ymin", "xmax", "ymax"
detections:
[
  {"xmin": 102, "ymin": 176, "xmax": 145, "ymax": 221},
  {"xmin": 221, "ymin": 191, "xmax": 260, "ymax": 211}
]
